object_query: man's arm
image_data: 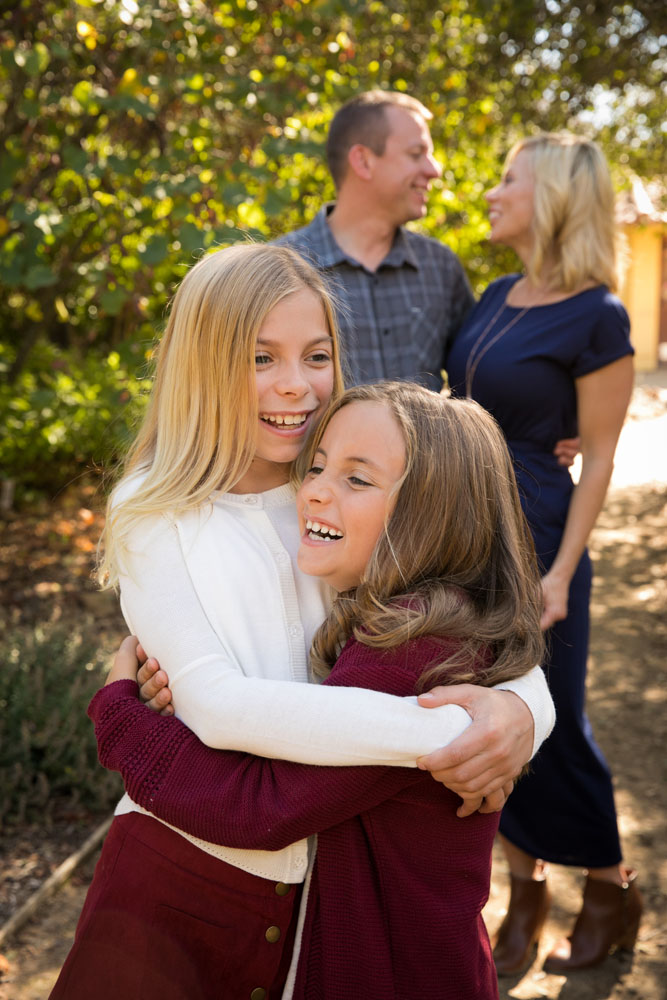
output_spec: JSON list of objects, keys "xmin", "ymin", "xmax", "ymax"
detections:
[{"xmin": 553, "ymin": 436, "xmax": 581, "ymax": 468}]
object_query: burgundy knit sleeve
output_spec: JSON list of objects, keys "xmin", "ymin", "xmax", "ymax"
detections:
[{"xmin": 89, "ymin": 641, "xmax": 447, "ymax": 850}]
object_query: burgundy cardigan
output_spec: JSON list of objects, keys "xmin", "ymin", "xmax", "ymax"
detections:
[{"xmin": 89, "ymin": 636, "xmax": 500, "ymax": 999}]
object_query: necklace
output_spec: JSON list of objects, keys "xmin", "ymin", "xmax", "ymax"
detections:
[{"xmin": 464, "ymin": 298, "xmax": 530, "ymax": 398}]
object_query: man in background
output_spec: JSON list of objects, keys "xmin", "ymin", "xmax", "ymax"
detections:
[
  {"xmin": 278, "ymin": 87, "xmax": 579, "ymax": 478},
  {"xmin": 278, "ymin": 90, "xmax": 472, "ymax": 390}
]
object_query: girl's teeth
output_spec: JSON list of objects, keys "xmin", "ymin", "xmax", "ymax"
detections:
[
  {"xmin": 261, "ymin": 413, "xmax": 308, "ymax": 426},
  {"xmin": 305, "ymin": 519, "xmax": 343, "ymax": 538}
]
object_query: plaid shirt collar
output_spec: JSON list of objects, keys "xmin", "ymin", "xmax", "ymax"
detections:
[{"xmin": 307, "ymin": 204, "xmax": 420, "ymax": 272}]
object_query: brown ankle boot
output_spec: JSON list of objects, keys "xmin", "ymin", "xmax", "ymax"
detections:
[
  {"xmin": 543, "ymin": 868, "xmax": 643, "ymax": 974},
  {"xmin": 493, "ymin": 874, "xmax": 551, "ymax": 976}
]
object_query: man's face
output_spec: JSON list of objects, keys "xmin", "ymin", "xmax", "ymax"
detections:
[{"xmin": 369, "ymin": 106, "xmax": 442, "ymax": 225}]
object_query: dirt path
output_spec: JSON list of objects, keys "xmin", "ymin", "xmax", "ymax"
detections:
[{"xmin": 1, "ymin": 381, "xmax": 666, "ymax": 1000}]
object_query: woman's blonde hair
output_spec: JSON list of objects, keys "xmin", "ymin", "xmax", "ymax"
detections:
[
  {"xmin": 308, "ymin": 382, "xmax": 545, "ymax": 688},
  {"xmin": 509, "ymin": 132, "xmax": 623, "ymax": 292},
  {"xmin": 99, "ymin": 243, "xmax": 344, "ymax": 588}
]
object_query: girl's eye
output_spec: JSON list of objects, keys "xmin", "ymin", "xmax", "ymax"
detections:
[
  {"xmin": 349, "ymin": 476, "xmax": 371, "ymax": 487},
  {"xmin": 255, "ymin": 353, "xmax": 272, "ymax": 366},
  {"xmin": 307, "ymin": 351, "xmax": 332, "ymax": 364},
  {"xmin": 307, "ymin": 464, "xmax": 324, "ymax": 476}
]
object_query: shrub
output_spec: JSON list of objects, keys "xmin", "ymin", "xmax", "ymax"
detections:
[
  {"xmin": 0, "ymin": 624, "xmax": 123, "ymax": 830},
  {"xmin": 0, "ymin": 339, "xmax": 150, "ymax": 502}
]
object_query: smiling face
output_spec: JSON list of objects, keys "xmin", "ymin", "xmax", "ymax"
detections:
[
  {"xmin": 297, "ymin": 400, "xmax": 407, "ymax": 592},
  {"xmin": 485, "ymin": 148, "xmax": 536, "ymax": 256},
  {"xmin": 232, "ymin": 285, "xmax": 335, "ymax": 494},
  {"xmin": 369, "ymin": 106, "xmax": 442, "ymax": 225}
]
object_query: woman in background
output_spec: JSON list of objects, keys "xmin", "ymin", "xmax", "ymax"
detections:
[{"xmin": 447, "ymin": 133, "xmax": 640, "ymax": 974}]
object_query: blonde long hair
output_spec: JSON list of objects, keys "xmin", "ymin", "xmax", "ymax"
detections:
[
  {"xmin": 307, "ymin": 382, "xmax": 545, "ymax": 688},
  {"xmin": 99, "ymin": 243, "xmax": 344, "ymax": 588},
  {"xmin": 510, "ymin": 133, "xmax": 622, "ymax": 292}
]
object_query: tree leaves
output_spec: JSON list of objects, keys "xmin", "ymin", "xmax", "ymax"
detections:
[
  {"xmin": 2, "ymin": 0, "xmax": 663, "ymax": 362},
  {"xmin": 0, "ymin": 0, "xmax": 664, "ymax": 489}
]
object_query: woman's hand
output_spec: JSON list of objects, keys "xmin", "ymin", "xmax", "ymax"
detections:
[{"xmin": 540, "ymin": 570, "xmax": 569, "ymax": 630}]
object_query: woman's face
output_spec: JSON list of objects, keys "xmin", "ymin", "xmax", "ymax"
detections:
[
  {"xmin": 234, "ymin": 286, "xmax": 335, "ymax": 494},
  {"xmin": 296, "ymin": 400, "xmax": 406, "ymax": 592},
  {"xmin": 485, "ymin": 149, "xmax": 535, "ymax": 255}
]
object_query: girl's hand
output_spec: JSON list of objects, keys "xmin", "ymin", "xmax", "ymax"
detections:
[
  {"xmin": 540, "ymin": 571, "xmax": 569, "ymax": 630},
  {"xmin": 106, "ymin": 635, "xmax": 143, "ymax": 685},
  {"xmin": 137, "ymin": 654, "xmax": 174, "ymax": 717},
  {"xmin": 417, "ymin": 686, "xmax": 533, "ymax": 816}
]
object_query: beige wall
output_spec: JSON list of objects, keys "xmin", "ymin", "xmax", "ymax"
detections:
[{"xmin": 619, "ymin": 224, "xmax": 664, "ymax": 372}]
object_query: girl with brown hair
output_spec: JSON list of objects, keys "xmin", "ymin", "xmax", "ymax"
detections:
[{"xmin": 90, "ymin": 381, "xmax": 545, "ymax": 999}]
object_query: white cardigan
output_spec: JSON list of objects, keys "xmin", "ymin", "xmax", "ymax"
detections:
[{"xmin": 114, "ymin": 480, "xmax": 555, "ymax": 880}]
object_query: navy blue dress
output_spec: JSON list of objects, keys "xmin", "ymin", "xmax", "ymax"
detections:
[{"xmin": 447, "ymin": 275, "xmax": 633, "ymax": 866}]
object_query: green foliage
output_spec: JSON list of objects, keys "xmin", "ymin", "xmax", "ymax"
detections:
[
  {"xmin": 0, "ymin": 625, "xmax": 122, "ymax": 830},
  {"xmin": 0, "ymin": 338, "xmax": 150, "ymax": 496},
  {"xmin": 0, "ymin": 0, "xmax": 664, "ymax": 491}
]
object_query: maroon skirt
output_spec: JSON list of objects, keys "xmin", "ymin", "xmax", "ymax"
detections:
[{"xmin": 50, "ymin": 813, "xmax": 302, "ymax": 1000}]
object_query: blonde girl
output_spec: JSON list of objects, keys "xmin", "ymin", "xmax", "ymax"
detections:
[{"xmin": 52, "ymin": 246, "xmax": 553, "ymax": 1000}]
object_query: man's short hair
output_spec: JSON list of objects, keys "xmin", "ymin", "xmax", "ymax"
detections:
[{"xmin": 326, "ymin": 90, "xmax": 432, "ymax": 189}]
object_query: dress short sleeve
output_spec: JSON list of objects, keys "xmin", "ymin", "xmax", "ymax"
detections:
[{"xmin": 571, "ymin": 291, "xmax": 633, "ymax": 379}]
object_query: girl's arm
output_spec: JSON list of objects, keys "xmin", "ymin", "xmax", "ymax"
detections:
[
  {"xmin": 118, "ymin": 515, "xmax": 553, "ymax": 771},
  {"xmin": 90, "ymin": 641, "xmax": 473, "ymax": 850},
  {"xmin": 540, "ymin": 354, "xmax": 633, "ymax": 628}
]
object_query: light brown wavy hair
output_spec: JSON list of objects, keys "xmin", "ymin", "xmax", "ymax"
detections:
[
  {"xmin": 304, "ymin": 382, "xmax": 545, "ymax": 689},
  {"xmin": 99, "ymin": 243, "xmax": 344, "ymax": 588}
]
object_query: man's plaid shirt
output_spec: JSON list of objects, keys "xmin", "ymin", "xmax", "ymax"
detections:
[{"xmin": 278, "ymin": 205, "xmax": 475, "ymax": 391}]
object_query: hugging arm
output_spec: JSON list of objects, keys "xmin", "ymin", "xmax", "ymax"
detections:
[
  {"xmin": 119, "ymin": 516, "xmax": 552, "ymax": 777},
  {"xmin": 116, "ymin": 638, "xmax": 554, "ymax": 817},
  {"xmin": 91, "ymin": 647, "xmax": 472, "ymax": 849}
]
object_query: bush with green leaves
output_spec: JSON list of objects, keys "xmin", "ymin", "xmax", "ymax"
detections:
[
  {"xmin": 0, "ymin": 625, "xmax": 123, "ymax": 830},
  {"xmin": 1, "ymin": 0, "xmax": 663, "ymax": 371},
  {"xmin": 0, "ymin": 338, "xmax": 150, "ymax": 499},
  {"xmin": 1, "ymin": 0, "xmax": 664, "ymax": 497}
]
